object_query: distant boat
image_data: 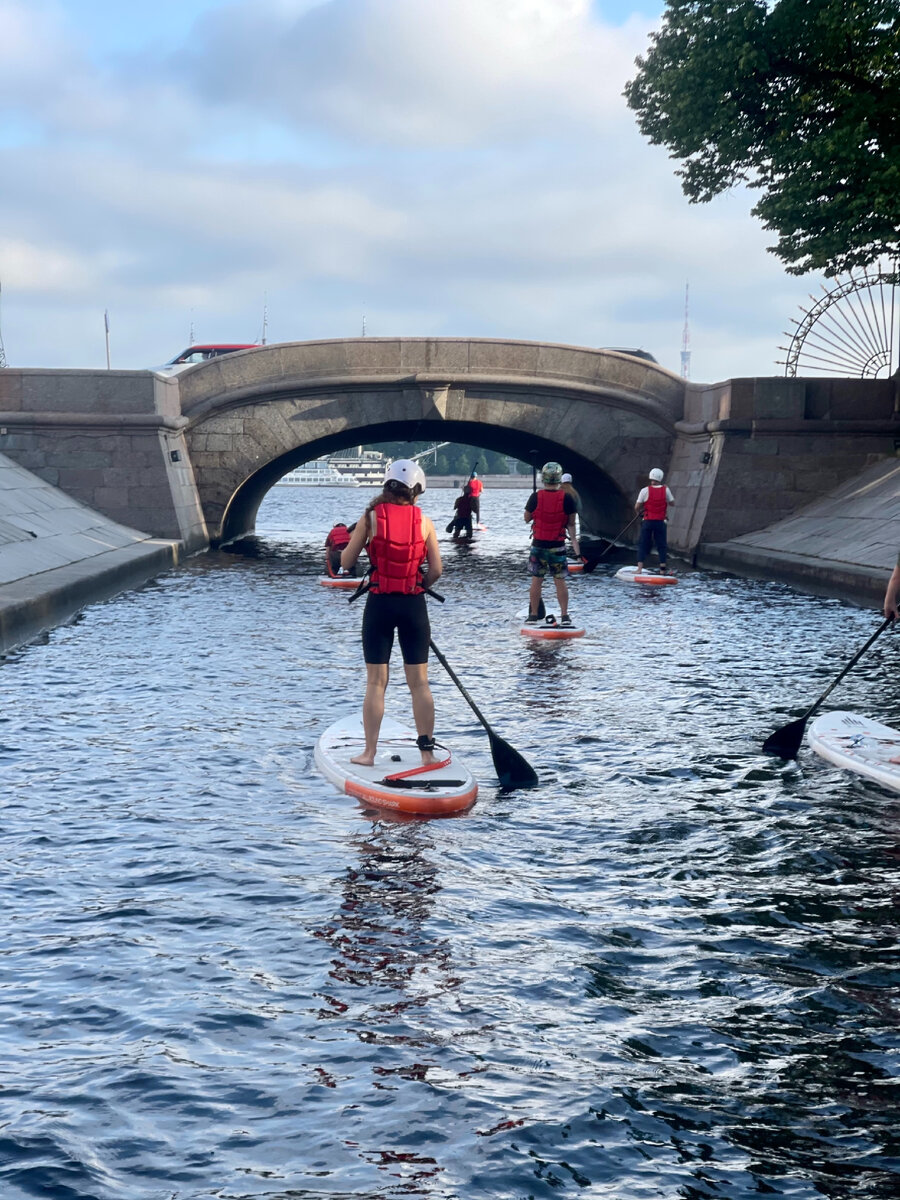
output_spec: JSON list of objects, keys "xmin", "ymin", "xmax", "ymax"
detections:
[
  {"xmin": 276, "ymin": 458, "xmax": 360, "ymax": 487},
  {"xmin": 328, "ymin": 448, "xmax": 387, "ymax": 488}
]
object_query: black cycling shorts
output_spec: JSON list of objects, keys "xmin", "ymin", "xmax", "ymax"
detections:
[{"xmin": 361, "ymin": 592, "xmax": 431, "ymax": 665}]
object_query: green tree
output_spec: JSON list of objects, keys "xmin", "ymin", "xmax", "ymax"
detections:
[{"xmin": 625, "ymin": 0, "xmax": 900, "ymax": 275}]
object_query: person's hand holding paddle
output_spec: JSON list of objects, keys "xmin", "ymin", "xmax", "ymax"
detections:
[{"xmin": 884, "ymin": 563, "xmax": 900, "ymax": 622}]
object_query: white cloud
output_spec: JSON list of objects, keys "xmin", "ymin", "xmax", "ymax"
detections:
[
  {"xmin": 0, "ymin": 236, "xmax": 105, "ymax": 293},
  {"xmin": 174, "ymin": 0, "xmax": 645, "ymax": 146},
  {"xmin": 0, "ymin": 0, "xmax": 832, "ymax": 382}
]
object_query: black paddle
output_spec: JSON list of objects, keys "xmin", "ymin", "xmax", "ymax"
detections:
[
  {"xmin": 582, "ymin": 514, "xmax": 640, "ymax": 573},
  {"xmin": 762, "ymin": 617, "xmax": 891, "ymax": 759},
  {"xmin": 429, "ymin": 639, "xmax": 539, "ymax": 791}
]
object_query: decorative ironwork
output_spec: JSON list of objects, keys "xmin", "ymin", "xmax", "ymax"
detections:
[{"xmin": 778, "ymin": 263, "xmax": 899, "ymax": 378}]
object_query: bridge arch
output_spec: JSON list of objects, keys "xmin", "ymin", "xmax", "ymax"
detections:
[{"xmin": 175, "ymin": 338, "xmax": 685, "ymax": 543}]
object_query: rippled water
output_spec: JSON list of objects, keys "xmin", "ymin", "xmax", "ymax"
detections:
[{"xmin": 1, "ymin": 484, "xmax": 899, "ymax": 1200}]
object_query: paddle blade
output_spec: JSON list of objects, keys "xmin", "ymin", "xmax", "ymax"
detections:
[
  {"xmin": 762, "ymin": 717, "xmax": 808, "ymax": 760},
  {"xmin": 488, "ymin": 730, "xmax": 538, "ymax": 791}
]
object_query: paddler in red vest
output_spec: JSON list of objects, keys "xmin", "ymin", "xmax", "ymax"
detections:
[
  {"xmin": 523, "ymin": 461, "xmax": 580, "ymax": 627},
  {"xmin": 467, "ymin": 469, "xmax": 483, "ymax": 522},
  {"xmin": 324, "ymin": 522, "xmax": 353, "ymax": 576},
  {"xmin": 635, "ymin": 467, "xmax": 674, "ymax": 574},
  {"xmin": 340, "ymin": 460, "xmax": 443, "ymax": 767}
]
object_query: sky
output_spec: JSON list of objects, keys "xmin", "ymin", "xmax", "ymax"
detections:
[{"xmin": 0, "ymin": 0, "xmax": 831, "ymax": 382}]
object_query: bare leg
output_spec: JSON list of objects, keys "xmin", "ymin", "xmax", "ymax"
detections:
[
  {"xmin": 351, "ymin": 662, "xmax": 389, "ymax": 766},
  {"xmin": 529, "ymin": 576, "xmax": 543, "ymax": 617},
  {"xmin": 554, "ymin": 575, "xmax": 569, "ymax": 617},
  {"xmin": 404, "ymin": 662, "xmax": 436, "ymax": 763}
]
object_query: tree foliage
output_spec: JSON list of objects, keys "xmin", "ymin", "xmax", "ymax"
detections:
[
  {"xmin": 369, "ymin": 441, "xmax": 526, "ymax": 476},
  {"xmin": 625, "ymin": 0, "xmax": 900, "ymax": 275}
]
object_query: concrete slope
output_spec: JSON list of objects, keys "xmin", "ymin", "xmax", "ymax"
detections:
[
  {"xmin": 0, "ymin": 453, "xmax": 180, "ymax": 654},
  {"xmin": 698, "ymin": 458, "xmax": 900, "ymax": 607}
]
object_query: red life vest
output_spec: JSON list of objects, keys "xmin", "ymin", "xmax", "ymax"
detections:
[
  {"xmin": 369, "ymin": 503, "xmax": 425, "ymax": 594},
  {"xmin": 325, "ymin": 525, "xmax": 351, "ymax": 550},
  {"xmin": 643, "ymin": 484, "xmax": 668, "ymax": 521},
  {"xmin": 468, "ymin": 478, "xmax": 483, "ymax": 497},
  {"xmin": 531, "ymin": 489, "xmax": 568, "ymax": 542}
]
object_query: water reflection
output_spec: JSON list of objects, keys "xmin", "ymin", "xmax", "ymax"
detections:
[
  {"xmin": 311, "ymin": 821, "xmax": 456, "ymax": 1195},
  {"xmin": 0, "ymin": 485, "xmax": 897, "ymax": 1199}
]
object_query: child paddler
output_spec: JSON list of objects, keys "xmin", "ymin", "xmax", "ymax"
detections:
[
  {"xmin": 447, "ymin": 485, "xmax": 475, "ymax": 540},
  {"xmin": 340, "ymin": 460, "xmax": 443, "ymax": 767},
  {"xmin": 523, "ymin": 461, "xmax": 579, "ymax": 627},
  {"xmin": 324, "ymin": 522, "xmax": 354, "ymax": 576}
]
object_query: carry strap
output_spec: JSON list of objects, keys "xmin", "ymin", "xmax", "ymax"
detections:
[
  {"xmin": 348, "ymin": 579, "xmax": 445, "ymax": 604},
  {"xmin": 347, "ymin": 570, "xmax": 372, "ymax": 603}
]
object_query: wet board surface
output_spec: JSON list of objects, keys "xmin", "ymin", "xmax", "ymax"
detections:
[
  {"xmin": 515, "ymin": 608, "xmax": 585, "ymax": 639},
  {"xmin": 319, "ymin": 575, "xmax": 361, "ymax": 589},
  {"xmin": 807, "ymin": 710, "xmax": 900, "ymax": 795},
  {"xmin": 614, "ymin": 566, "xmax": 677, "ymax": 586},
  {"xmin": 315, "ymin": 713, "xmax": 478, "ymax": 816}
]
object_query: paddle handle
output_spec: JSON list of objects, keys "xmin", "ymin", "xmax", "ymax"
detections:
[
  {"xmin": 802, "ymin": 617, "xmax": 891, "ymax": 720},
  {"xmin": 429, "ymin": 639, "xmax": 492, "ymax": 734}
]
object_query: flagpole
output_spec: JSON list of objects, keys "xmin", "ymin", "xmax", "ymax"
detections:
[{"xmin": 104, "ymin": 309, "xmax": 111, "ymax": 370}]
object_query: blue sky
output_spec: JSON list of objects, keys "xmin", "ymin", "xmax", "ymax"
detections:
[{"xmin": 0, "ymin": 0, "xmax": 827, "ymax": 380}]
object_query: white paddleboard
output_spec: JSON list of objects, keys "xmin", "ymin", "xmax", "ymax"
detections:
[
  {"xmin": 807, "ymin": 711, "xmax": 900, "ymax": 794},
  {"xmin": 315, "ymin": 713, "xmax": 478, "ymax": 816},
  {"xmin": 615, "ymin": 566, "xmax": 677, "ymax": 586},
  {"xmin": 515, "ymin": 608, "xmax": 585, "ymax": 639}
]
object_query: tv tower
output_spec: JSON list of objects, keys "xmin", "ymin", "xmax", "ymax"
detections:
[
  {"xmin": 680, "ymin": 282, "xmax": 691, "ymax": 379},
  {"xmin": 0, "ymin": 279, "xmax": 7, "ymax": 368}
]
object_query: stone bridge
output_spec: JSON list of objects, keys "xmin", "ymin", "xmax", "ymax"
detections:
[
  {"xmin": 177, "ymin": 338, "xmax": 682, "ymax": 543},
  {"xmin": 1, "ymin": 337, "xmax": 897, "ymax": 560}
]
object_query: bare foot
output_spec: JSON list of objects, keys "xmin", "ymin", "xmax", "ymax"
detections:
[
  {"xmin": 420, "ymin": 751, "xmax": 436, "ymax": 765},
  {"xmin": 350, "ymin": 752, "xmax": 376, "ymax": 767}
]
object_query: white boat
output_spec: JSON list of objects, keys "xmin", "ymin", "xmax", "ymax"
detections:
[
  {"xmin": 276, "ymin": 458, "xmax": 360, "ymax": 487},
  {"xmin": 328, "ymin": 449, "xmax": 386, "ymax": 487}
]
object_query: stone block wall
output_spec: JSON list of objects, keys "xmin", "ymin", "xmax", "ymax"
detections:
[
  {"xmin": 0, "ymin": 371, "xmax": 209, "ymax": 551},
  {"xmin": 667, "ymin": 377, "xmax": 900, "ymax": 554}
]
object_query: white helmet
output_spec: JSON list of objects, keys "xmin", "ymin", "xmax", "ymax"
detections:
[
  {"xmin": 560, "ymin": 472, "xmax": 573, "ymax": 484},
  {"xmin": 649, "ymin": 468, "xmax": 664, "ymax": 482},
  {"xmin": 384, "ymin": 458, "xmax": 426, "ymax": 495}
]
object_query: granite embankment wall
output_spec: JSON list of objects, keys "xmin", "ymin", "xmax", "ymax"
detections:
[
  {"xmin": 696, "ymin": 457, "xmax": 900, "ymax": 609},
  {"xmin": 0, "ymin": 453, "xmax": 180, "ymax": 655}
]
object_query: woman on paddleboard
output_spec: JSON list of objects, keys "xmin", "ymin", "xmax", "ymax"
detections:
[{"xmin": 340, "ymin": 460, "xmax": 443, "ymax": 768}]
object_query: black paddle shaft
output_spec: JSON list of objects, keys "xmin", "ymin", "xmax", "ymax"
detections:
[
  {"xmin": 583, "ymin": 514, "xmax": 640, "ymax": 572},
  {"xmin": 800, "ymin": 617, "xmax": 891, "ymax": 719},
  {"xmin": 429, "ymin": 639, "xmax": 494, "ymax": 732},
  {"xmin": 428, "ymin": 639, "xmax": 539, "ymax": 790},
  {"xmin": 762, "ymin": 617, "xmax": 891, "ymax": 758}
]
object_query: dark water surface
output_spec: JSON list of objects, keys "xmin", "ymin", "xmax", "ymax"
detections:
[{"xmin": 1, "ymin": 486, "xmax": 899, "ymax": 1200}]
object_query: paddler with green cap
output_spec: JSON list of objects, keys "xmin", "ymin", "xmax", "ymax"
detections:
[{"xmin": 523, "ymin": 461, "xmax": 579, "ymax": 627}]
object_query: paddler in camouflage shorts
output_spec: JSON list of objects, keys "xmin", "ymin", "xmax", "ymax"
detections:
[{"xmin": 524, "ymin": 461, "xmax": 579, "ymax": 628}]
